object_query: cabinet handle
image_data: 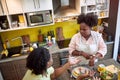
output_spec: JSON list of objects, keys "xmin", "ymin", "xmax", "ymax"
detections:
[
  {"xmin": 37, "ymin": 0, "xmax": 40, "ymax": 9},
  {"xmin": 4, "ymin": 0, "xmax": 9, "ymax": 14},
  {"xmin": 0, "ymin": 0, "xmax": 4, "ymax": 14},
  {"xmin": 33, "ymin": 0, "xmax": 36, "ymax": 9},
  {"xmin": 35, "ymin": 0, "xmax": 40, "ymax": 9}
]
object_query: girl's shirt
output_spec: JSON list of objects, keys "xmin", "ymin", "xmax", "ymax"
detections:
[{"xmin": 23, "ymin": 66, "xmax": 54, "ymax": 80}]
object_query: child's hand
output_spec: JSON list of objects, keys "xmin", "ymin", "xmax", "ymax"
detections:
[
  {"xmin": 93, "ymin": 77, "xmax": 101, "ymax": 80},
  {"xmin": 68, "ymin": 56, "xmax": 81, "ymax": 66},
  {"xmin": 88, "ymin": 70, "xmax": 95, "ymax": 77}
]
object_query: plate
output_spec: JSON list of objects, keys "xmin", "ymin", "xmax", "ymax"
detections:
[{"xmin": 71, "ymin": 66, "xmax": 90, "ymax": 78}]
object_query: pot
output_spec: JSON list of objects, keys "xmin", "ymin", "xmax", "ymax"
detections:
[{"xmin": 0, "ymin": 22, "xmax": 9, "ymax": 29}]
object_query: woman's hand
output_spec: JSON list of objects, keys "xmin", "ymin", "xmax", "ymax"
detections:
[
  {"xmin": 76, "ymin": 70, "xmax": 95, "ymax": 80},
  {"xmin": 88, "ymin": 70, "xmax": 95, "ymax": 77},
  {"xmin": 93, "ymin": 77, "xmax": 101, "ymax": 80},
  {"xmin": 89, "ymin": 56, "xmax": 96, "ymax": 66},
  {"xmin": 81, "ymin": 52, "xmax": 92, "ymax": 59}
]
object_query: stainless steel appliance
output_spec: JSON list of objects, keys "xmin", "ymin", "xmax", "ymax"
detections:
[
  {"xmin": 52, "ymin": 0, "xmax": 79, "ymax": 17},
  {"xmin": 26, "ymin": 10, "xmax": 53, "ymax": 26}
]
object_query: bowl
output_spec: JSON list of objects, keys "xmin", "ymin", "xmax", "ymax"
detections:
[{"xmin": 100, "ymin": 70, "xmax": 114, "ymax": 80}]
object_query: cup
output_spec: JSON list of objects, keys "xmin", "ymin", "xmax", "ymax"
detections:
[
  {"xmin": 108, "ymin": 36, "xmax": 112, "ymax": 42},
  {"xmin": 97, "ymin": 64, "xmax": 106, "ymax": 72},
  {"xmin": 52, "ymin": 37, "xmax": 56, "ymax": 44}
]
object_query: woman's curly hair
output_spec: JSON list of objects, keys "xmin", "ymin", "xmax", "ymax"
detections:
[
  {"xmin": 26, "ymin": 47, "xmax": 50, "ymax": 75},
  {"xmin": 77, "ymin": 13, "xmax": 98, "ymax": 27}
]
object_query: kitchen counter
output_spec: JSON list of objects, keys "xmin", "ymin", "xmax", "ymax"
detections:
[
  {"xmin": 0, "ymin": 41, "xmax": 115, "ymax": 80},
  {"xmin": 0, "ymin": 41, "xmax": 114, "ymax": 63},
  {"xmin": 0, "ymin": 43, "xmax": 69, "ymax": 63}
]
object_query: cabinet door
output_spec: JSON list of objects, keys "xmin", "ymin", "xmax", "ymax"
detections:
[
  {"xmin": 22, "ymin": 0, "xmax": 36, "ymax": 12},
  {"xmin": 0, "ymin": 0, "xmax": 7, "ymax": 15},
  {"xmin": 13, "ymin": 59, "xmax": 27, "ymax": 80},
  {"xmin": 39, "ymin": 0, "xmax": 53, "ymax": 11},
  {"xmin": 22, "ymin": 0, "xmax": 53, "ymax": 12},
  {"xmin": 0, "ymin": 0, "xmax": 4, "ymax": 15},
  {"xmin": 52, "ymin": 53, "xmax": 60, "ymax": 68},
  {"xmin": 6, "ymin": 0, "xmax": 23, "ymax": 14},
  {"xmin": 0, "ymin": 62, "xmax": 19, "ymax": 80}
]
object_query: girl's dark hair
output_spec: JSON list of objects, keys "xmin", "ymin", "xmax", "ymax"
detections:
[
  {"xmin": 77, "ymin": 13, "xmax": 98, "ymax": 27},
  {"xmin": 26, "ymin": 47, "xmax": 50, "ymax": 75}
]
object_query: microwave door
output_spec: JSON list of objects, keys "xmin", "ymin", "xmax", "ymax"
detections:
[
  {"xmin": 27, "ymin": 13, "xmax": 45, "ymax": 26},
  {"xmin": 32, "ymin": 14, "xmax": 44, "ymax": 26},
  {"xmin": 44, "ymin": 12, "xmax": 52, "ymax": 24}
]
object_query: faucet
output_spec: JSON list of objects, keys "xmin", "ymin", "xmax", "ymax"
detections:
[{"xmin": 11, "ymin": 37, "xmax": 26, "ymax": 50}]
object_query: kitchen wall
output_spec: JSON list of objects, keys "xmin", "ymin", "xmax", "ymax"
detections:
[
  {"xmin": 0, "ymin": 21, "xmax": 79, "ymax": 47},
  {"xmin": 0, "ymin": 19, "xmax": 102, "ymax": 48}
]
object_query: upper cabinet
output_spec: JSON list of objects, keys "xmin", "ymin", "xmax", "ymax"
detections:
[
  {"xmin": 0, "ymin": 0, "xmax": 54, "ymax": 32},
  {"xmin": 22, "ymin": 0, "xmax": 53, "ymax": 12},
  {"xmin": 0, "ymin": 0, "xmax": 7, "ymax": 15},
  {"xmin": 6, "ymin": 0, "xmax": 23, "ymax": 14},
  {"xmin": 0, "ymin": 0, "xmax": 4, "ymax": 15}
]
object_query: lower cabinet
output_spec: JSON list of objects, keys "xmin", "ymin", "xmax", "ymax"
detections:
[
  {"xmin": 52, "ymin": 51, "xmax": 69, "ymax": 68},
  {"xmin": 104, "ymin": 43, "xmax": 114, "ymax": 59},
  {"xmin": 0, "ymin": 59, "xmax": 27, "ymax": 80},
  {"xmin": 14, "ymin": 59, "xmax": 27, "ymax": 80},
  {"xmin": 52, "ymin": 53, "xmax": 60, "ymax": 68},
  {"xmin": 99, "ymin": 43, "xmax": 114, "ymax": 61}
]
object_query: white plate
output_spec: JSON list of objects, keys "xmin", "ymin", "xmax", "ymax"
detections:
[{"xmin": 71, "ymin": 66, "xmax": 90, "ymax": 78}]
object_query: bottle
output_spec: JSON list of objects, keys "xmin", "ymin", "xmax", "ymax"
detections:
[
  {"xmin": 38, "ymin": 30, "xmax": 43, "ymax": 42},
  {"xmin": 52, "ymin": 37, "xmax": 56, "ymax": 44},
  {"xmin": 47, "ymin": 31, "xmax": 52, "ymax": 46},
  {"xmin": 51, "ymin": 30, "xmax": 56, "ymax": 44},
  {"xmin": 89, "ymin": 58, "xmax": 95, "ymax": 66},
  {"xmin": 48, "ymin": 36, "xmax": 52, "ymax": 46}
]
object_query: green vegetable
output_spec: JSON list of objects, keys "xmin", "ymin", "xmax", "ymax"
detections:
[{"xmin": 100, "ymin": 71, "xmax": 113, "ymax": 80}]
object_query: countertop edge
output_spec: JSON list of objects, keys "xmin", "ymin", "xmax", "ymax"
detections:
[{"xmin": 0, "ymin": 41, "xmax": 114, "ymax": 63}]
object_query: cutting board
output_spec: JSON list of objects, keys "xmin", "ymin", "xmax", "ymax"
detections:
[{"xmin": 56, "ymin": 27, "xmax": 65, "ymax": 41}]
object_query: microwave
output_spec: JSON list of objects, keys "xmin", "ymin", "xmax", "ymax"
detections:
[{"xmin": 26, "ymin": 10, "xmax": 53, "ymax": 26}]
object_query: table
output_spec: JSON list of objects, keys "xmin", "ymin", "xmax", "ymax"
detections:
[{"xmin": 57, "ymin": 59, "xmax": 120, "ymax": 80}]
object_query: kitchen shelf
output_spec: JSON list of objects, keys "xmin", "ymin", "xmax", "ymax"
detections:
[
  {"xmin": 0, "ymin": 0, "xmax": 54, "ymax": 32},
  {"xmin": 77, "ymin": 0, "xmax": 110, "ymax": 18}
]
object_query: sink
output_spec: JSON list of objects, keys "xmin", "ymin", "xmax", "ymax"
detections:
[{"xmin": 7, "ymin": 46, "xmax": 22, "ymax": 57}]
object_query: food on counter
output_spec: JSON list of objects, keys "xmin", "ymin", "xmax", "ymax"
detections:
[
  {"xmin": 105, "ymin": 65, "xmax": 118, "ymax": 73},
  {"xmin": 29, "ymin": 47, "xmax": 34, "ymax": 52},
  {"xmin": 72, "ymin": 66, "xmax": 90, "ymax": 78},
  {"xmin": 97, "ymin": 64, "xmax": 106, "ymax": 72},
  {"xmin": 100, "ymin": 70, "xmax": 113, "ymax": 80}
]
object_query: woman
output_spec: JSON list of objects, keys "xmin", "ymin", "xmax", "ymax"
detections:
[
  {"xmin": 22, "ymin": 47, "xmax": 80, "ymax": 80},
  {"xmin": 69, "ymin": 13, "xmax": 107, "ymax": 66}
]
